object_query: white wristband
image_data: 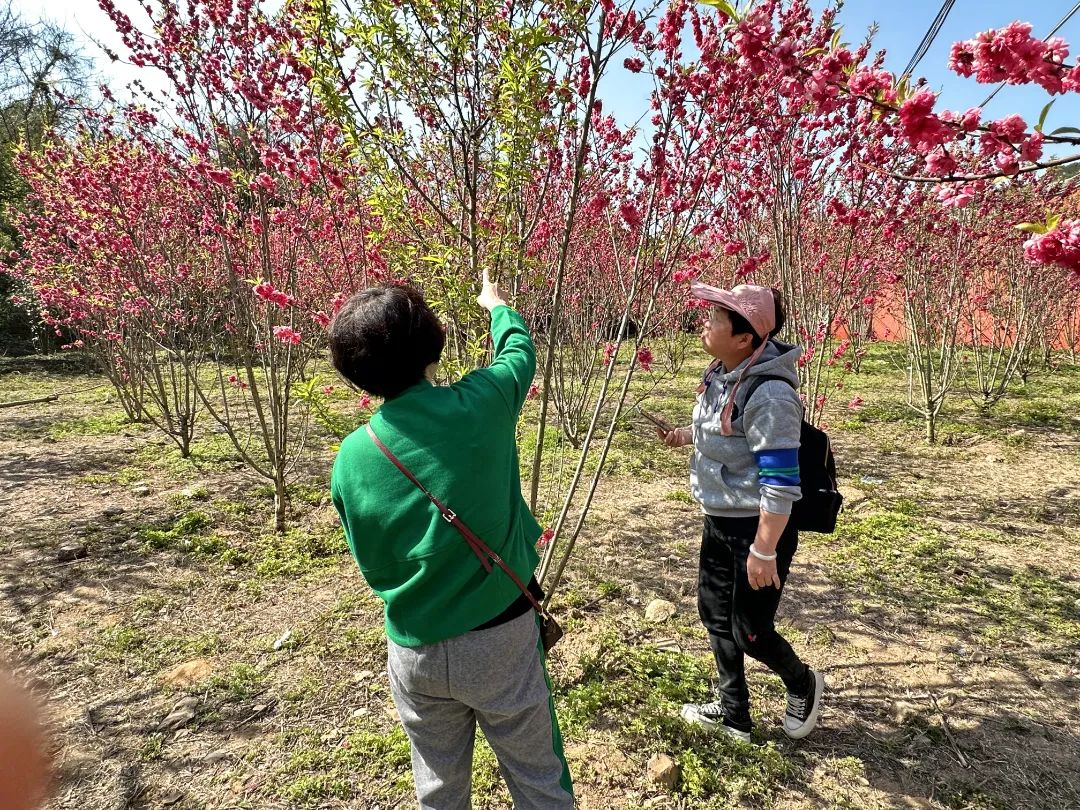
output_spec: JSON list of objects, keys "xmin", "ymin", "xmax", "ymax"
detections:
[{"xmin": 749, "ymin": 544, "xmax": 777, "ymax": 561}]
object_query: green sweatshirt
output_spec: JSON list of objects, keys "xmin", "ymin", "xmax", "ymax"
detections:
[{"xmin": 330, "ymin": 305, "xmax": 542, "ymax": 647}]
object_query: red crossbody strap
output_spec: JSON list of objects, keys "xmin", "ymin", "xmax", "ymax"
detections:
[{"xmin": 365, "ymin": 423, "xmax": 546, "ymax": 616}]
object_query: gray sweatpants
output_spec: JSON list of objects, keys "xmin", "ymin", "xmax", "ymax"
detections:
[{"xmin": 387, "ymin": 610, "xmax": 574, "ymax": 809}]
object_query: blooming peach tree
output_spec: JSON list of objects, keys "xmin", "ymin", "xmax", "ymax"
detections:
[{"xmin": 14, "ymin": 0, "xmax": 380, "ymax": 530}]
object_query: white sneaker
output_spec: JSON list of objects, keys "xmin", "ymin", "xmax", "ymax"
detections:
[
  {"xmin": 783, "ymin": 669, "xmax": 824, "ymax": 739},
  {"xmin": 679, "ymin": 702, "xmax": 752, "ymax": 742}
]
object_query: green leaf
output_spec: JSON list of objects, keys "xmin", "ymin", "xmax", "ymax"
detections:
[
  {"xmin": 1046, "ymin": 213, "xmax": 1062, "ymax": 231},
  {"xmin": 697, "ymin": 0, "xmax": 739, "ymax": 21},
  {"xmin": 1035, "ymin": 100, "xmax": 1055, "ymax": 133},
  {"xmin": 894, "ymin": 77, "xmax": 910, "ymax": 105},
  {"xmin": 1049, "ymin": 126, "xmax": 1080, "ymax": 136},
  {"xmin": 1014, "ymin": 222, "xmax": 1048, "ymax": 235}
]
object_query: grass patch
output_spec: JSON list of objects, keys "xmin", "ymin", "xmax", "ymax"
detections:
[
  {"xmin": 558, "ymin": 633, "xmax": 794, "ymax": 805},
  {"xmin": 96, "ymin": 625, "xmax": 222, "ymax": 672},
  {"xmin": 47, "ymin": 411, "xmax": 132, "ymax": 439},
  {"xmin": 279, "ymin": 726, "xmax": 412, "ymax": 806},
  {"xmin": 133, "ymin": 507, "xmax": 347, "ymax": 577},
  {"xmin": 808, "ymin": 511, "xmax": 1080, "ymax": 645},
  {"xmin": 203, "ymin": 663, "xmax": 267, "ymax": 701},
  {"xmin": 249, "ymin": 526, "xmax": 348, "ymax": 579},
  {"xmin": 1012, "ymin": 400, "xmax": 1068, "ymax": 429}
]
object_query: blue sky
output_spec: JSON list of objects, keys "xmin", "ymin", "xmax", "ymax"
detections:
[{"xmin": 14, "ymin": 0, "xmax": 1080, "ymax": 153}]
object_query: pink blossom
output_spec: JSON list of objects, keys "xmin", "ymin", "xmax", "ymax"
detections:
[
  {"xmin": 948, "ymin": 41, "xmax": 976, "ymax": 77},
  {"xmin": 723, "ymin": 240, "xmax": 745, "ymax": 256},
  {"xmin": 272, "ymin": 325, "xmax": 302, "ymax": 345},
  {"xmin": 847, "ymin": 396, "xmax": 864, "ymax": 410},
  {"xmin": 924, "ymin": 148, "xmax": 956, "ymax": 176},
  {"xmin": 322, "ymin": 385, "xmax": 334, "ymax": 395},
  {"xmin": 949, "ymin": 22, "xmax": 1072, "ymax": 94},
  {"xmin": 1024, "ymin": 220, "xmax": 1080, "ymax": 276},
  {"xmin": 358, "ymin": 395, "xmax": 373, "ymax": 410},
  {"xmin": 254, "ymin": 281, "xmax": 295, "ymax": 308},
  {"xmin": 1065, "ymin": 66, "xmax": 1080, "ymax": 92},
  {"xmin": 619, "ymin": 201, "xmax": 642, "ymax": 230},
  {"xmin": 527, "ymin": 382, "xmax": 540, "ymax": 400},
  {"xmin": 989, "ymin": 114, "xmax": 1026, "ymax": 145},
  {"xmin": 623, "ymin": 57, "xmax": 644, "ymax": 73},
  {"xmin": 898, "ymin": 90, "xmax": 952, "ymax": 154},
  {"xmin": 732, "ymin": 8, "xmax": 772, "ymax": 65},
  {"xmin": 602, "ymin": 342, "xmax": 616, "ymax": 367},
  {"xmin": 847, "ymin": 67, "xmax": 892, "ymax": 97},
  {"xmin": 1019, "ymin": 132, "xmax": 1044, "ymax": 163},
  {"xmin": 537, "ymin": 528, "xmax": 554, "ymax": 549},
  {"xmin": 994, "ymin": 153, "xmax": 1020, "ymax": 176},
  {"xmin": 205, "ymin": 167, "xmax": 232, "ymax": 187},
  {"xmin": 936, "ymin": 184, "xmax": 975, "ymax": 209},
  {"xmin": 636, "ymin": 347, "xmax": 653, "ymax": 372},
  {"xmin": 959, "ymin": 107, "xmax": 981, "ymax": 132}
]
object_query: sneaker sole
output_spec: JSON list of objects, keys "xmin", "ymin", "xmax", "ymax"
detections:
[
  {"xmin": 783, "ymin": 670, "xmax": 824, "ymax": 740},
  {"xmin": 680, "ymin": 703, "xmax": 720, "ymax": 730},
  {"xmin": 722, "ymin": 726, "xmax": 752, "ymax": 743},
  {"xmin": 680, "ymin": 705, "xmax": 752, "ymax": 742}
]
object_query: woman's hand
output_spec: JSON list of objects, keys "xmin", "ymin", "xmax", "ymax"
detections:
[
  {"xmin": 656, "ymin": 426, "xmax": 691, "ymax": 447},
  {"xmin": 746, "ymin": 554, "xmax": 781, "ymax": 590},
  {"xmin": 477, "ymin": 269, "xmax": 507, "ymax": 312}
]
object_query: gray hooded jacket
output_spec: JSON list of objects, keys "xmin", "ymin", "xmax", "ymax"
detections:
[{"xmin": 689, "ymin": 340, "xmax": 804, "ymax": 517}]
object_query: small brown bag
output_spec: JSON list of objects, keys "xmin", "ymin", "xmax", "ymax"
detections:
[
  {"xmin": 538, "ymin": 612, "xmax": 564, "ymax": 654},
  {"xmin": 366, "ymin": 424, "xmax": 563, "ymax": 653}
]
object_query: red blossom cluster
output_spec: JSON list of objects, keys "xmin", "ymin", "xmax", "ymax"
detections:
[
  {"xmin": 1024, "ymin": 220, "xmax": 1080, "ymax": 275},
  {"xmin": 948, "ymin": 21, "xmax": 1079, "ymax": 94}
]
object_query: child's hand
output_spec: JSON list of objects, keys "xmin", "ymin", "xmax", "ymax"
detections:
[{"xmin": 656, "ymin": 426, "xmax": 691, "ymax": 447}]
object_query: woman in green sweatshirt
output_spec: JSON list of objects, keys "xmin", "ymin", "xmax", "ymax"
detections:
[{"xmin": 329, "ymin": 273, "xmax": 573, "ymax": 810}]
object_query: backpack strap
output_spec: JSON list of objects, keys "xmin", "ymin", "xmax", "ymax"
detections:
[{"xmin": 731, "ymin": 374, "xmax": 798, "ymax": 422}]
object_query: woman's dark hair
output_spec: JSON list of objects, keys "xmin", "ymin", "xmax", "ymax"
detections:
[
  {"xmin": 329, "ymin": 284, "xmax": 446, "ymax": 399},
  {"xmin": 727, "ymin": 288, "xmax": 786, "ymax": 349}
]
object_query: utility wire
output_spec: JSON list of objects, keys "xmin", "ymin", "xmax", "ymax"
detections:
[
  {"xmin": 901, "ymin": 0, "xmax": 958, "ymax": 78},
  {"xmin": 978, "ymin": 0, "xmax": 1080, "ymax": 108}
]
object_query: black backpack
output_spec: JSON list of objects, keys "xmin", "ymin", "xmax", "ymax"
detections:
[{"xmin": 736, "ymin": 375, "xmax": 843, "ymax": 534}]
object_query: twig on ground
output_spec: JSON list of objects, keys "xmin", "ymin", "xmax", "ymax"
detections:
[
  {"xmin": 0, "ymin": 393, "xmax": 60, "ymax": 408},
  {"xmin": 579, "ymin": 585, "xmax": 622, "ymax": 611},
  {"xmin": 235, "ymin": 698, "xmax": 277, "ymax": 728},
  {"xmin": 929, "ymin": 691, "xmax": 969, "ymax": 768}
]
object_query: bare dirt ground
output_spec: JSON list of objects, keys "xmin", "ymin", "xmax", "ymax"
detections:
[{"xmin": 2, "ymin": 355, "xmax": 1079, "ymax": 809}]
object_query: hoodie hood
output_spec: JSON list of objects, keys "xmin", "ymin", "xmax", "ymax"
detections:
[{"xmin": 717, "ymin": 339, "xmax": 802, "ymax": 388}]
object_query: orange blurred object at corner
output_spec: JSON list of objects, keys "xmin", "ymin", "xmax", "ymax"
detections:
[{"xmin": 0, "ymin": 669, "xmax": 50, "ymax": 810}]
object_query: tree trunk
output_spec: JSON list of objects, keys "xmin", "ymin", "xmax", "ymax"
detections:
[{"xmin": 274, "ymin": 472, "xmax": 287, "ymax": 534}]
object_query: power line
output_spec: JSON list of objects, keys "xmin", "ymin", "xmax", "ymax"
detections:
[
  {"xmin": 978, "ymin": 0, "xmax": 1080, "ymax": 108},
  {"xmin": 902, "ymin": 0, "xmax": 958, "ymax": 78}
]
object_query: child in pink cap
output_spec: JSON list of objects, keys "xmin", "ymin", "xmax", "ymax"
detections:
[{"xmin": 656, "ymin": 282, "xmax": 823, "ymax": 742}]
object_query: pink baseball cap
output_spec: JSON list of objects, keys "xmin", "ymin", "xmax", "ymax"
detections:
[{"xmin": 691, "ymin": 282, "xmax": 776, "ymax": 340}]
